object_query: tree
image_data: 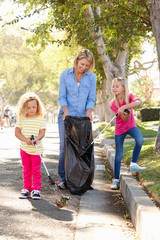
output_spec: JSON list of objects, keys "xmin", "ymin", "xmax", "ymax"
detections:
[
  {"xmin": 38, "ymin": 39, "xmax": 82, "ymax": 117},
  {"xmin": 14, "ymin": 0, "xmax": 152, "ymax": 121},
  {"xmin": 155, "ymin": 120, "xmax": 160, "ymax": 152},
  {"xmin": 150, "ymin": 0, "xmax": 160, "ymax": 78},
  {"xmin": 0, "ymin": 24, "xmax": 83, "ymax": 118},
  {"xmin": 5, "ymin": 0, "xmax": 160, "ymax": 147},
  {"xmin": 150, "ymin": 0, "xmax": 160, "ymax": 152},
  {"xmin": 0, "ymin": 30, "xmax": 47, "ymax": 108},
  {"xmin": 130, "ymin": 72, "xmax": 154, "ymax": 105},
  {"xmin": 0, "ymin": 27, "xmax": 61, "ymax": 114}
]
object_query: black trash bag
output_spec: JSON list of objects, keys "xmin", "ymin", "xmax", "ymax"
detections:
[{"xmin": 64, "ymin": 116, "xmax": 94, "ymax": 195}]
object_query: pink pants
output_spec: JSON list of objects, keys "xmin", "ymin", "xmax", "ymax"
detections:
[{"xmin": 20, "ymin": 149, "xmax": 42, "ymax": 192}]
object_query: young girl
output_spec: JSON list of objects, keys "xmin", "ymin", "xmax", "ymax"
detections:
[
  {"xmin": 15, "ymin": 92, "xmax": 46, "ymax": 199},
  {"xmin": 109, "ymin": 77, "xmax": 146, "ymax": 190}
]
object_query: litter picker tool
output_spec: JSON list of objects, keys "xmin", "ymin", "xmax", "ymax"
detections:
[
  {"xmin": 30, "ymin": 135, "xmax": 70, "ymax": 208},
  {"xmin": 82, "ymin": 109, "xmax": 130, "ymax": 154}
]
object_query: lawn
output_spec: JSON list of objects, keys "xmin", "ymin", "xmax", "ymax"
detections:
[
  {"xmin": 96, "ymin": 120, "xmax": 160, "ymax": 207},
  {"xmin": 97, "ymin": 120, "xmax": 157, "ymax": 139},
  {"xmin": 123, "ymin": 139, "xmax": 160, "ymax": 207}
]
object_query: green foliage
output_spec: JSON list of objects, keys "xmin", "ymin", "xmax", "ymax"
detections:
[
  {"xmin": 124, "ymin": 210, "xmax": 131, "ymax": 220},
  {"xmin": 140, "ymin": 108, "xmax": 160, "ymax": 122},
  {"xmin": 0, "ymin": 23, "xmax": 86, "ymax": 112},
  {"xmin": 15, "ymin": 0, "xmax": 152, "ymax": 82},
  {"xmin": 129, "ymin": 74, "xmax": 154, "ymax": 105},
  {"xmin": 0, "ymin": 29, "xmax": 78, "ymax": 111}
]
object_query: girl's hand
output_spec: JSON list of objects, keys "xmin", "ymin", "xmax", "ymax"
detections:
[
  {"xmin": 26, "ymin": 138, "xmax": 33, "ymax": 145},
  {"xmin": 118, "ymin": 106, "xmax": 127, "ymax": 115},
  {"xmin": 31, "ymin": 138, "xmax": 38, "ymax": 145},
  {"xmin": 119, "ymin": 108, "xmax": 130, "ymax": 122}
]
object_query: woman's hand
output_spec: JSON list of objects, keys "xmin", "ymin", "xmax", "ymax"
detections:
[
  {"xmin": 62, "ymin": 105, "xmax": 69, "ymax": 120},
  {"xmin": 63, "ymin": 111, "xmax": 69, "ymax": 120},
  {"xmin": 86, "ymin": 108, "xmax": 92, "ymax": 121}
]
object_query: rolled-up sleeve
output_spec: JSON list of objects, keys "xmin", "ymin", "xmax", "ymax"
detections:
[
  {"xmin": 129, "ymin": 93, "xmax": 140, "ymax": 103},
  {"xmin": 86, "ymin": 73, "xmax": 97, "ymax": 109}
]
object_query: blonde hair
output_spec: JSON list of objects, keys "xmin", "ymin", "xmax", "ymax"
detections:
[
  {"xmin": 112, "ymin": 77, "xmax": 129, "ymax": 108},
  {"xmin": 16, "ymin": 92, "xmax": 45, "ymax": 119},
  {"xmin": 73, "ymin": 49, "xmax": 95, "ymax": 73}
]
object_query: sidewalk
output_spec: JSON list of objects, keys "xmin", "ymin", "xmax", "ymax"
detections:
[
  {"xmin": 0, "ymin": 125, "xmax": 137, "ymax": 240},
  {"xmin": 46, "ymin": 124, "xmax": 138, "ymax": 239},
  {"xmin": 1, "ymin": 123, "xmax": 159, "ymax": 240},
  {"xmin": 75, "ymin": 143, "xmax": 137, "ymax": 240}
]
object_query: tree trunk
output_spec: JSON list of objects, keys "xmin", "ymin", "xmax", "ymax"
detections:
[
  {"xmin": 150, "ymin": 0, "xmax": 160, "ymax": 152},
  {"xmin": 155, "ymin": 115, "xmax": 160, "ymax": 152},
  {"xmin": 150, "ymin": 0, "xmax": 160, "ymax": 84},
  {"xmin": 85, "ymin": 6, "xmax": 129, "ymax": 121}
]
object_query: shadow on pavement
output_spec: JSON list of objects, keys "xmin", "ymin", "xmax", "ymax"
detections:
[{"xmin": 27, "ymin": 198, "xmax": 74, "ymax": 221}]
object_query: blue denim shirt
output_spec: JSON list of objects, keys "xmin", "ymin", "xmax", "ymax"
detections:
[{"xmin": 58, "ymin": 67, "xmax": 96, "ymax": 117}]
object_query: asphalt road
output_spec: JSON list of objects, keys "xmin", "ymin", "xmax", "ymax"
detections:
[{"xmin": 0, "ymin": 124, "xmax": 137, "ymax": 240}]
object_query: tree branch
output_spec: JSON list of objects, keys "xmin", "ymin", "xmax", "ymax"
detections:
[{"xmin": 129, "ymin": 59, "xmax": 157, "ymax": 75}]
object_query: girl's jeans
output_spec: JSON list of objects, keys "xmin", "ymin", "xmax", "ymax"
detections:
[
  {"xmin": 114, "ymin": 127, "xmax": 143, "ymax": 179},
  {"xmin": 20, "ymin": 149, "xmax": 42, "ymax": 192},
  {"xmin": 58, "ymin": 110, "xmax": 66, "ymax": 182}
]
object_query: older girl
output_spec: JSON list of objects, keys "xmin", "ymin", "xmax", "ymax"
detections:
[{"xmin": 109, "ymin": 77, "xmax": 145, "ymax": 190}]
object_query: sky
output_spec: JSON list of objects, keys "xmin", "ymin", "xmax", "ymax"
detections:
[
  {"xmin": 0, "ymin": 0, "xmax": 24, "ymax": 19},
  {"xmin": 0, "ymin": 0, "xmax": 42, "ymax": 31}
]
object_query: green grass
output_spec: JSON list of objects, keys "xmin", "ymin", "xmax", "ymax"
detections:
[
  {"xmin": 136, "ymin": 120, "xmax": 158, "ymax": 137},
  {"xmin": 96, "ymin": 120, "xmax": 160, "ymax": 206},
  {"xmin": 122, "ymin": 139, "xmax": 160, "ymax": 204},
  {"xmin": 142, "ymin": 120, "xmax": 159, "ymax": 126},
  {"xmin": 97, "ymin": 120, "xmax": 157, "ymax": 139}
]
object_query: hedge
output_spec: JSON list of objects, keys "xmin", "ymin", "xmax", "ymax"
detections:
[{"xmin": 140, "ymin": 107, "xmax": 160, "ymax": 122}]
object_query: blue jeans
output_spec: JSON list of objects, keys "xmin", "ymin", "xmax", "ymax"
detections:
[
  {"xmin": 58, "ymin": 110, "xmax": 66, "ymax": 182},
  {"xmin": 114, "ymin": 127, "xmax": 143, "ymax": 179}
]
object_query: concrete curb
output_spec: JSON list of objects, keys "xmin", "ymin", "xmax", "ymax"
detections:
[{"xmin": 104, "ymin": 144, "xmax": 160, "ymax": 240}]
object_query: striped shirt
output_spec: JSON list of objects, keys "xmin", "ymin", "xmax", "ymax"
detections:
[{"xmin": 16, "ymin": 116, "xmax": 46, "ymax": 155}]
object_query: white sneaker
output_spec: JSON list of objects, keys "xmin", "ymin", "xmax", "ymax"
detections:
[
  {"xmin": 111, "ymin": 180, "xmax": 120, "ymax": 190},
  {"xmin": 19, "ymin": 189, "xmax": 30, "ymax": 199},
  {"xmin": 57, "ymin": 181, "xmax": 67, "ymax": 190},
  {"xmin": 31, "ymin": 190, "xmax": 41, "ymax": 200},
  {"xmin": 130, "ymin": 164, "xmax": 146, "ymax": 173}
]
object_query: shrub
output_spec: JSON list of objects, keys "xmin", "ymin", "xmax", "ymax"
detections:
[{"xmin": 140, "ymin": 107, "xmax": 160, "ymax": 122}]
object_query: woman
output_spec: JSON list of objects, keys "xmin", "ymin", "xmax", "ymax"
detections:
[{"xmin": 58, "ymin": 49, "xmax": 97, "ymax": 189}]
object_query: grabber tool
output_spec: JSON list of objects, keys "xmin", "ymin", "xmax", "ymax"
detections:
[
  {"xmin": 82, "ymin": 109, "xmax": 130, "ymax": 154},
  {"xmin": 30, "ymin": 135, "xmax": 70, "ymax": 208}
]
